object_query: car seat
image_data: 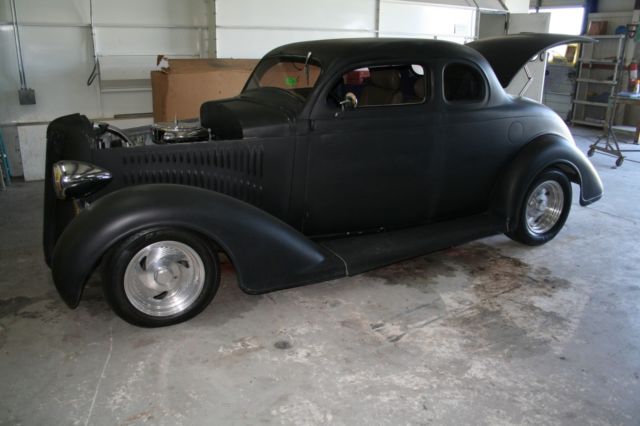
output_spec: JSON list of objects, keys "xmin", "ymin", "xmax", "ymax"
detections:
[{"xmin": 360, "ymin": 69, "xmax": 403, "ymax": 106}]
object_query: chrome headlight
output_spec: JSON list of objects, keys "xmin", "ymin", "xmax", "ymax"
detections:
[{"xmin": 52, "ymin": 161, "xmax": 112, "ymax": 200}]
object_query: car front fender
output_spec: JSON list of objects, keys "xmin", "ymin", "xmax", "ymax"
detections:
[
  {"xmin": 491, "ymin": 134, "xmax": 603, "ymax": 231},
  {"xmin": 51, "ymin": 184, "xmax": 345, "ymax": 308}
]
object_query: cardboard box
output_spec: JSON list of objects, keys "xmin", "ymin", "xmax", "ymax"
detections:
[
  {"xmin": 587, "ymin": 20, "xmax": 608, "ymax": 36},
  {"xmin": 151, "ymin": 57, "xmax": 258, "ymax": 123}
]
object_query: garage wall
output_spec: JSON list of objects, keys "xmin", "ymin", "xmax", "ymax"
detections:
[
  {"xmin": 216, "ymin": 0, "xmax": 377, "ymax": 58},
  {"xmin": 216, "ymin": 0, "xmax": 492, "ymax": 59},
  {"xmin": 529, "ymin": 0, "xmax": 584, "ymax": 7},
  {"xmin": 2, "ymin": 0, "xmax": 514, "ymax": 181},
  {"xmin": 0, "ymin": 0, "xmax": 207, "ymax": 125},
  {"xmin": 379, "ymin": 0, "xmax": 476, "ymax": 42},
  {"xmin": 1, "ymin": 0, "xmax": 488, "ymax": 125},
  {"xmin": 504, "ymin": 0, "xmax": 530, "ymax": 13},
  {"xmin": 529, "ymin": 0, "xmax": 637, "ymax": 12},
  {"xmin": 0, "ymin": 0, "xmax": 207, "ymax": 180},
  {"xmin": 0, "ymin": 0, "xmax": 98, "ymax": 124},
  {"xmin": 597, "ymin": 0, "xmax": 636, "ymax": 12}
]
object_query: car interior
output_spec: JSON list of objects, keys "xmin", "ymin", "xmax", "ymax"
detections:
[
  {"xmin": 329, "ymin": 64, "xmax": 429, "ymax": 108},
  {"xmin": 443, "ymin": 63, "xmax": 484, "ymax": 101}
]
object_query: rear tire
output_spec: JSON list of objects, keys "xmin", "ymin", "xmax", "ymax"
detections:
[
  {"xmin": 507, "ymin": 169, "xmax": 572, "ymax": 246},
  {"xmin": 102, "ymin": 227, "xmax": 220, "ymax": 327}
]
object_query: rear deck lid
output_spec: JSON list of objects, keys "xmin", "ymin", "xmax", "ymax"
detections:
[{"xmin": 466, "ymin": 33, "xmax": 594, "ymax": 87}]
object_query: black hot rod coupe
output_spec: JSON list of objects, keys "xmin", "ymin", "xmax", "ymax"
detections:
[{"xmin": 44, "ymin": 34, "xmax": 603, "ymax": 326}]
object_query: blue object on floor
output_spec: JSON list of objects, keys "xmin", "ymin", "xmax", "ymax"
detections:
[{"xmin": 0, "ymin": 128, "xmax": 12, "ymax": 186}]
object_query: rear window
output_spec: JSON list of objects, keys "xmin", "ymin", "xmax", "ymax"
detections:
[{"xmin": 443, "ymin": 63, "xmax": 485, "ymax": 102}]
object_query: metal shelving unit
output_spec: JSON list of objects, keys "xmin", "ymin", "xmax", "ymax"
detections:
[
  {"xmin": 586, "ymin": 27, "xmax": 640, "ymax": 167},
  {"xmin": 571, "ymin": 34, "xmax": 626, "ymax": 128}
]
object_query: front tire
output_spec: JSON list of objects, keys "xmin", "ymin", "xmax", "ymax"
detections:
[
  {"xmin": 102, "ymin": 227, "xmax": 220, "ymax": 327},
  {"xmin": 507, "ymin": 169, "xmax": 572, "ymax": 246}
]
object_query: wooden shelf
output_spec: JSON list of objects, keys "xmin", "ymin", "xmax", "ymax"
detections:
[
  {"xmin": 576, "ymin": 78, "xmax": 617, "ymax": 85},
  {"xmin": 572, "ymin": 100, "xmax": 609, "ymax": 107},
  {"xmin": 611, "ymin": 125, "xmax": 637, "ymax": 133},
  {"xmin": 572, "ymin": 119, "xmax": 606, "ymax": 127},
  {"xmin": 588, "ymin": 34, "xmax": 625, "ymax": 39},
  {"xmin": 100, "ymin": 79, "xmax": 152, "ymax": 93},
  {"xmin": 579, "ymin": 59, "xmax": 619, "ymax": 64}
]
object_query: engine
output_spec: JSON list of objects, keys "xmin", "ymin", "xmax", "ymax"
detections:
[
  {"xmin": 94, "ymin": 119, "xmax": 211, "ymax": 149},
  {"xmin": 150, "ymin": 120, "xmax": 211, "ymax": 144}
]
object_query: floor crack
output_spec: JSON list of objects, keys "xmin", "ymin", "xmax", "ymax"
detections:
[
  {"xmin": 84, "ymin": 325, "xmax": 113, "ymax": 426},
  {"xmin": 406, "ymin": 284, "xmax": 522, "ymax": 333},
  {"xmin": 585, "ymin": 206, "xmax": 639, "ymax": 226}
]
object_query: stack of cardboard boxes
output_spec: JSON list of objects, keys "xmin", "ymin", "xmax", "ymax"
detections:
[{"xmin": 151, "ymin": 57, "xmax": 258, "ymax": 122}]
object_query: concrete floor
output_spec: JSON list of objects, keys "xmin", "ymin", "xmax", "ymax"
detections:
[{"xmin": 0, "ymin": 127, "xmax": 639, "ymax": 425}]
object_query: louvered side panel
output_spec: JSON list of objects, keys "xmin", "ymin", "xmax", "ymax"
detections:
[{"xmin": 120, "ymin": 144, "xmax": 264, "ymax": 206}]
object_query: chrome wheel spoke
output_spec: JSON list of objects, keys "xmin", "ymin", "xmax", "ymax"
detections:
[
  {"xmin": 124, "ymin": 241, "xmax": 205, "ymax": 317},
  {"xmin": 525, "ymin": 180, "xmax": 564, "ymax": 235}
]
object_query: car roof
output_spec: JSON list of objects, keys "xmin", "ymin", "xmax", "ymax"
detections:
[{"xmin": 264, "ymin": 37, "xmax": 488, "ymax": 71}]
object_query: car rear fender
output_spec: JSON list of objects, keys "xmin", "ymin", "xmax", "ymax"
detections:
[
  {"xmin": 491, "ymin": 134, "xmax": 603, "ymax": 231},
  {"xmin": 51, "ymin": 184, "xmax": 345, "ymax": 308}
]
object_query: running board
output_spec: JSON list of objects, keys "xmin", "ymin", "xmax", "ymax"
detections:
[{"xmin": 320, "ymin": 214, "xmax": 505, "ymax": 277}]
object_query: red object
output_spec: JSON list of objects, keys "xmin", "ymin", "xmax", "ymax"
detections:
[
  {"xmin": 344, "ymin": 69, "xmax": 370, "ymax": 85},
  {"xmin": 629, "ymin": 61, "xmax": 638, "ymax": 89}
]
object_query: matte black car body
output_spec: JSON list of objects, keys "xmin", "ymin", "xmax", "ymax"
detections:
[{"xmin": 44, "ymin": 35, "xmax": 603, "ymax": 309}]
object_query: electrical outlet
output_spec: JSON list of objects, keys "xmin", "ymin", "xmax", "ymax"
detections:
[{"xmin": 18, "ymin": 88, "xmax": 36, "ymax": 105}]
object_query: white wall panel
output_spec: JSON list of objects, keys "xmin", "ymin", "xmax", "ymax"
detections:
[
  {"xmin": 100, "ymin": 92, "xmax": 153, "ymax": 117},
  {"xmin": 0, "ymin": 24, "xmax": 19, "ymax": 123},
  {"xmin": 92, "ymin": 0, "xmax": 207, "ymax": 26},
  {"xmin": 98, "ymin": 56, "xmax": 159, "ymax": 81},
  {"xmin": 380, "ymin": 1, "xmax": 475, "ymax": 39},
  {"xmin": 475, "ymin": 0, "xmax": 507, "ymax": 10},
  {"xmin": 216, "ymin": 0, "xmax": 376, "ymax": 30},
  {"xmin": 95, "ymin": 28, "xmax": 202, "ymax": 56},
  {"xmin": 0, "ymin": 1, "xmax": 8, "ymax": 21},
  {"xmin": 17, "ymin": 124, "xmax": 47, "ymax": 181},
  {"xmin": 91, "ymin": 0, "xmax": 207, "ymax": 82},
  {"xmin": 215, "ymin": 0, "xmax": 376, "ymax": 58},
  {"xmin": 217, "ymin": 28, "xmax": 375, "ymax": 58},
  {"xmin": 597, "ymin": 0, "xmax": 634, "ymax": 12},
  {"xmin": 0, "ymin": 0, "xmax": 206, "ymax": 179},
  {"xmin": 504, "ymin": 0, "xmax": 530, "ymax": 13},
  {"xmin": 529, "ymin": 0, "xmax": 584, "ymax": 6},
  {"xmin": 0, "ymin": 26, "xmax": 101, "ymax": 124},
  {"xmin": 399, "ymin": 0, "xmax": 473, "ymax": 6},
  {"xmin": 0, "ymin": 0, "xmax": 207, "ymax": 128},
  {"xmin": 0, "ymin": 0, "xmax": 89, "ymax": 25},
  {"xmin": 96, "ymin": 26, "xmax": 204, "ymax": 80}
]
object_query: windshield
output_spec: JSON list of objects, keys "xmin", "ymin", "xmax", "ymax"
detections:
[{"xmin": 244, "ymin": 56, "xmax": 322, "ymax": 101}]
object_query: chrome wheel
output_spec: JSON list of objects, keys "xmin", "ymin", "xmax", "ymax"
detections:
[
  {"xmin": 123, "ymin": 241, "xmax": 205, "ymax": 317},
  {"xmin": 525, "ymin": 180, "xmax": 564, "ymax": 235}
]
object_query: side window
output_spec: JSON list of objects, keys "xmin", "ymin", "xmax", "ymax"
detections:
[
  {"xmin": 443, "ymin": 63, "xmax": 485, "ymax": 102},
  {"xmin": 329, "ymin": 64, "xmax": 430, "ymax": 108}
]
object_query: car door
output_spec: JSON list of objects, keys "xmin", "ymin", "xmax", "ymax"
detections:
[
  {"xmin": 302, "ymin": 63, "xmax": 444, "ymax": 236},
  {"xmin": 436, "ymin": 60, "xmax": 512, "ymax": 220}
]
